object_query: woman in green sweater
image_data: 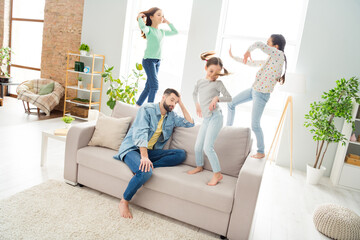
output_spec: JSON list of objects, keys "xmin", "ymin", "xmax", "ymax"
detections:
[{"xmin": 136, "ymin": 7, "xmax": 178, "ymax": 106}]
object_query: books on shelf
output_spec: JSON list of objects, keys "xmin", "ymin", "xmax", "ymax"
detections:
[{"xmin": 54, "ymin": 128, "xmax": 68, "ymax": 136}]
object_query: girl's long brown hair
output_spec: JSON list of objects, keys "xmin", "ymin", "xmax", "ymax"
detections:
[
  {"xmin": 137, "ymin": 7, "xmax": 161, "ymax": 39},
  {"xmin": 200, "ymin": 51, "xmax": 230, "ymax": 77},
  {"xmin": 270, "ymin": 34, "xmax": 287, "ymax": 85}
]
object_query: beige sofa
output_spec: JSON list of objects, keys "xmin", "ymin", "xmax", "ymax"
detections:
[{"xmin": 64, "ymin": 101, "xmax": 266, "ymax": 240}]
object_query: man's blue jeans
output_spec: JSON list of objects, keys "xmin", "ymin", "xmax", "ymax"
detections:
[
  {"xmin": 123, "ymin": 149, "xmax": 186, "ymax": 201},
  {"xmin": 136, "ymin": 58, "xmax": 161, "ymax": 106},
  {"xmin": 227, "ymin": 88, "xmax": 270, "ymax": 154}
]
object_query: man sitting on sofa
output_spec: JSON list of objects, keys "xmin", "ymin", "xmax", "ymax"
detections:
[{"xmin": 114, "ymin": 88, "xmax": 195, "ymax": 218}]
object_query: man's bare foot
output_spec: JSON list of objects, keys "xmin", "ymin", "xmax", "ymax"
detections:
[
  {"xmin": 135, "ymin": 104, "xmax": 141, "ymax": 108},
  {"xmin": 187, "ymin": 166, "xmax": 203, "ymax": 174},
  {"xmin": 119, "ymin": 199, "xmax": 133, "ymax": 218},
  {"xmin": 251, "ymin": 153, "xmax": 265, "ymax": 159},
  {"xmin": 208, "ymin": 172, "xmax": 223, "ymax": 186}
]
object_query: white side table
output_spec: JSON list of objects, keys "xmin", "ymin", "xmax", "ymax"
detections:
[{"xmin": 41, "ymin": 129, "xmax": 67, "ymax": 166}]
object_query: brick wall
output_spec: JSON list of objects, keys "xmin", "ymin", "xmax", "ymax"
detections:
[
  {"xmin": 41, "ymin": 0, "xmax": 84, "ymax": 110},
  {"xmin": 0, "ymin": 0, "xmax": 4, "ymax": 47}
]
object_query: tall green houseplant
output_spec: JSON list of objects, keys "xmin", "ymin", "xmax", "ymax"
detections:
[
  {"xmin": 102, "ymin": 63, "xmax": 145, "ymax": 109},
  {"xmin": 304, "ymin": 77, "xmax": 360, "ymax": 169}
]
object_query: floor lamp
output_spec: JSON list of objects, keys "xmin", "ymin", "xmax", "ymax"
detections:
[{"xmin": 266, "ymin": 73, "xmax": 306, "ymax": 176}]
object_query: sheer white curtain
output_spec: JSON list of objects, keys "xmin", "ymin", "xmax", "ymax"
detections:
[
  {"xmin": 216, "ymin": 0, "xmax": 308, "ymax": 148},
  {"xmin": 120, "ymin": 0, "xmax": 193, "ymax": 103}
]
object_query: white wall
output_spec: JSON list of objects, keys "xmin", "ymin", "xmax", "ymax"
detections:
[
  {"xmin": 180, "ymin": 0, "xmax": 223, "ymax": 115},
  {"xmin": 276, "ymin": 0, "xmax": 360, "ymax": 176},
  {"xmin": 81, "ymin": 0, "xmax": 128, "ymax": 116}
]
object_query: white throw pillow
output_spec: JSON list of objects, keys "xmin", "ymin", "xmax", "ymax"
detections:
[{"xmin": 88, "ymin": 112, "xmax": 132, "ymax": 151}]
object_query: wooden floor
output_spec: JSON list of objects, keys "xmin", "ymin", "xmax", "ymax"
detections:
[{"xmin": 1, "ymin": 96, "xmax": 360, "ymax": 240}]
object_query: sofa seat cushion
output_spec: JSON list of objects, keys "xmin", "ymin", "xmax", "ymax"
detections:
[
  {"xmin": 144, "ymin": 164, "xmax": 237, "ymax": 213},
  {"xmin": 77, "ymin": 146, "xmax": 134, "ymax": 181},
  {"xmin": 77, "ymin": 146, "xmax": 237, "ymax": 213}
]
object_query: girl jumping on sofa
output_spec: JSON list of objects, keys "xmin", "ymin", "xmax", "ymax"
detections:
[
  {"xmin": 188, "ymin": 51, "xmax": 232, "ymax": 186},
  {"xmin": 227, "ymin": 34, "xmax": 287, "ymax": 159},
  {"xmin": 135, "ymin": 7, "xmax": 178, "ymax": 106}
]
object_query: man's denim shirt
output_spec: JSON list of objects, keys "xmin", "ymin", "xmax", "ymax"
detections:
[{"xmin": 114, "ymin": 103, "xmax": 195, "ymax": 161}]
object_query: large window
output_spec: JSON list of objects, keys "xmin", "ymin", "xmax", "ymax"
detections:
[
  {"xmin": 217, "ymin": 0, "xmax": 308, "ymax": 149},
  {"xmin": 120, "ymin": 0, "xmax": 193, "ymax": 103},
  {"xmin": 9, "ymin": 0, "xmax": 45, "ymax": 94}
]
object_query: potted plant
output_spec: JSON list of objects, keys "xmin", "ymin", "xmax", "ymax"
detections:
[
  {"xmin": 79, "ymin": 43, "xmax": 90, "ymax": 56},
  {"xmin": 77, "ymin": 77, "xmax": 83, "ymax": 89},
  {"xmin": 62, "ymin": 116, "xmax": 75, "ymax": 129},
  {"xmin": 0, "ymin": 47, "xmax": 12, "ymax": 83},
  {"xmin": 304, "ymin": 77, "xmax": 360, "ymax": 184},
  {"xmin": 102, "ymin": 63, "xmax": 145, "ymax": 109}
]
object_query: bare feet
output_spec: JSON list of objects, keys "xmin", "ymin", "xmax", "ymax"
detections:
[
  {"xmin": 251, "ymin": 153, "xmax": 265, "ymax": 159},
  {"xmin": 119, "ymin": 199, "xmax": 132, "ymax": 218},
  {"xmin": 187, "ymin": 166, "xmax": 203, "ymax": 174},
  {"xmin": 208, "ymin": 172, "xmax": 223, "ymax": 186},
  {"xmin": 135, "ymin": 104, "xmax": 141, "ymax": 108}
]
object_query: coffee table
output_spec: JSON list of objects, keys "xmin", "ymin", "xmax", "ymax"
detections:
[{"xmin": 40, "ymin": 129, "xmax": 67, "ymax": 166}]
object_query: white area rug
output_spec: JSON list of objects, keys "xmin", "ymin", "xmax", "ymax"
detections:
[{"xmin": 0, "ymin": 180, "xmax": 218, "ymax": 240}]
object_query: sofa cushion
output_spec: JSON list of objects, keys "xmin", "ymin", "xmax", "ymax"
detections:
[
  {"xmin": 111, "ymin": 101, "xmax": 138, "ymax": 126},
  {"xmin": 38, "ymin": 82, "xmax": 54, "ymax": 95},
  {"xmin": 77, "ymin": 146, "xmax": 236, "ymax": 213},
  {"xmin": 169, "ymin": 125, "xmax": 251, "ymax": 177},
  {"xmin": 88, "ymin": 113, "xmax": 132, "ymax": 151},
  {"xmin": 77, "ymin": 146, "xmax": 134, "ymax": 181},
  {"xmin": 144, "ymin": 164, "xmax": 237, "ymax": 213}
]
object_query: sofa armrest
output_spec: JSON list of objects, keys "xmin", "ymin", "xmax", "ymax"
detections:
[
  {"xmin": 227, "ymin": 152, "xmax": 266, "ymax": 240},
  {"xmin": 64, "ymin": 122, "xmax": 96, "ymax": 184}
]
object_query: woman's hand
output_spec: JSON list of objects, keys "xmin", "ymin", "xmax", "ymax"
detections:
[
  {"xmin": 229, "ymin": 45, "xmax": 234, "ymax": 58},
  {"xmin": 196, "ymin": 103, "xmax": 202, "ymax": 118},
  {"xmin": 162, "ymin": 17, "xmax": 169, "ymax": 24},
  {"xmin": 243, "ymin": 51, "xmax": 252, "ymax": 64},
  {"xmin": 137, "ymin": 13, "xmax": 146, "ymax": 20},
  {"xmin": 209, "ymin": 96, "xmax": 219, "ymax": 111}
]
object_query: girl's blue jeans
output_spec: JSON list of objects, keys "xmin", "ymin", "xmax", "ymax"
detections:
[
  {"xmin": 226, "ymin": 88, "xmax": 270, "ymax": 154},
  {"xmin": 123, "ymin": 149, "xmax": 186, "ymax": 201},
  {"xmin": 194, "ymin": 110, "xmax": 223, "ymax": 173},
  {"xmin": 136, "ymin": 58, "xmax": 161, "ymax": 106}
]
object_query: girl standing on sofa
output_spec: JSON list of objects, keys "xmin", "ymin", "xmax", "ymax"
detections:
[
  {"xmin": 227, "ymin": 34, "xmax": 287, "ymax": 159},
  {"xmin": 135, "ymin": 7, "xmax": 178, "ymax": 106},
  {"xmin": 188, "ymin": 52, "xmax": 232, "ymax": 186}
]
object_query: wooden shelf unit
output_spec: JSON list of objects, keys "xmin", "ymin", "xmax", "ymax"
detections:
[
  {"xmin": 330, "ymin": 103, "xmax": 360, "ymax": 192},
  {"xmin": 63, "ymin": 51, "xmax": 105, "ymax": 119}
]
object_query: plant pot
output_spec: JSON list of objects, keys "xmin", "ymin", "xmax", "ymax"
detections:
[
  {"xmin": 306, "ymin": 164, "xmax": 326, "ymax": 185},
  {"xmin": 0, "ymin": 76, "xmax": 10, "ymax": 83},
  {"xmin": 78, "ymin": 82, "xmax": 83, "ymax": 89},
  {"xmin": 80, "ymin": 50, "xmax": 88, "ymax": 56},
  {"xmin": 65, "ymin": 123, "xmax": 72, "ymax": 129}
]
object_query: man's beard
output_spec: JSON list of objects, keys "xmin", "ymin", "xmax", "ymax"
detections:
[{"xmin": 163, "ymin": 101, "xmax": 174, "ymax": 112}]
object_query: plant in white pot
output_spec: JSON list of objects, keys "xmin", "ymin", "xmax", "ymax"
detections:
[
  {"xmin": 79, "ymin": 43, "xmax": 90, "ymax": 56},
  {"xmin": 304, "ymin": 77, "xmax": 360, "ymax": 184}
]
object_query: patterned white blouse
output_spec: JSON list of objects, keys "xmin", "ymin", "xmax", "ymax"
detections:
[{"xmin": 232, "ymin": 42, "xmax": 285, "ymax": 93}]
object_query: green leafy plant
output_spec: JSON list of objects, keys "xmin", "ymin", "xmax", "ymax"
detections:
[
  {"xmin": 79, "ymin": 43, "xmax": 90, "ymax": 52},
  {"xmin": 102, "ymin": 63, "xmax": 145, "ymax": 109},
  {"xmin": 0, "ymin": 47, "xmax": 12, "ymax": 77},
  {"xmin": 304, "ymin": 77, "xmax": 360, "ymax": 169},
  {"xmin": 62, "ymin": 116, "xmax": 75, "ymax": 124},
  {"xmin": 77, "ymin": 77, "xmax": 83, "ymax": 81}
]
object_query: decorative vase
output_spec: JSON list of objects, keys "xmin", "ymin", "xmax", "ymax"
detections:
[
  {"xmin": 350, "ymin": 133, "xmax": 356, "ymax": 142},
  {"xmin": 80, "ymin": 50, "xmax": 88, "ymax": 56},
  {"xmin": 306, "ymin": 164, "xmax": 326, "ymax": 185},
  {"xmin": 65, "ymin": 123, "xmax": 72, "ymax": 129}
]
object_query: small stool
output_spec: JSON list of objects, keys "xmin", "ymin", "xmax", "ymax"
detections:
[{"xmin": 313, "ymin": 204, "xmax": 360, "ymax": 240}]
